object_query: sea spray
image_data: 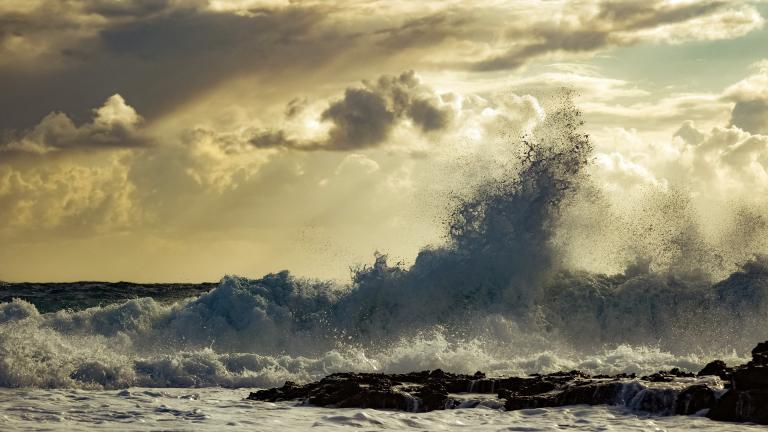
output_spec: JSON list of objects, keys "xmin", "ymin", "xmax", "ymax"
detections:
[{"xmin": 1, "ymin": 96, "xmax": 767, "ymax": 389}]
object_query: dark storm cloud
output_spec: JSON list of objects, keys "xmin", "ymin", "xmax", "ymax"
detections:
[
  {"xmin": 321, "ymin": 88, "xmax": 395, "ymax": 150},
  {"xmin": 0, "ymin": 1, "xmax": 347, "ymax": 131},
  {"xmin": 730, "ymin": 100, "xmax": 768, "ymax": 135},
  {"xmin": 724, "ymin": 62, "xmax": 768, "ymax": 135},
  {"xmin": 0, "ymin": 0, "xmax": 762, "ymax": 135},
  {"xmin": 408, "ymin": 98, "xmax": 452, "ymax": 132},
  {"xmin": 250, "ymin": 71, "xmax": 453, "ymax": 152}
]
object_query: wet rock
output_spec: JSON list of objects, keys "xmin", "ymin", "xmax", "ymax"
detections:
[
  {"xmin": 641, "ymin": 368, "xmax": 694, "ymax": 382},
  {"xmin": 248, "ymin": 370, "xmax": 469, "ymax": 412},
  {"xmin": 708, "ymin": 389, "xmax": 768, "ymax": 424},
  {"xmin": 414, "ymin": 382, "xmax": 450, "ymax": 411},
  {"xmin": 627, "ymin": 387, "xmax": 679, "ymax": 414},
  {"xmin": 334, "ymin": 388, "xmax": 411, "ymax": 410},
  {"xmin": 247, "ymin": 341, "xmax": 768, "ymax": 425},
  {"xmin": 675, "ymin": 384, "xmax": 716, "ymax": 415},
  {"xmin": 502, "ymin": 381, "xmax": 625, "ymax": 411},
  {"xmin": 248, "ymin": 381, "xmax": 308, "ymax": 402},
  {"xmin": 697, "ymin": 360, "xmax": 731, "ymax": 380},
  {"xmin": 752, "ymin": 341, "xmax": 768, "ymax": 365},
  {"xmin": 705, "ymin": 340, "xmax": 768, "ymax": 424},
  {"xmin": 731, "ymin": 365, "xmax": 768, "ymax": 391}
]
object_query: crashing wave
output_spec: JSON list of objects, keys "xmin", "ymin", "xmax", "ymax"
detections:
[{"xmin": 0, "ymin": 96, "xmax": 766, "ymax": 389}]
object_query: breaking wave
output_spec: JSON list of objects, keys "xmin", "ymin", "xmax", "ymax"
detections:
[{"xmin": 1, "ymin": 96, "xmax": 767, "ymax": 389}]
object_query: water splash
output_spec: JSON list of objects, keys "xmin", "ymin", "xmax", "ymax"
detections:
[{"xmin": 1, "ymin": 95, "xmax": 767, "ymax": 389}]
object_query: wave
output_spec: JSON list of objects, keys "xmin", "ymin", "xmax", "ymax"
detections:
[{"xmin": 1, "ymin": 95, "xmax": 766, "ymax": 389}]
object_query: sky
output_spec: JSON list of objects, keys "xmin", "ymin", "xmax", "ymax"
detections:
[{"xmin": 1, "ymin": 0, "xmax": 768, "ymax": 282}]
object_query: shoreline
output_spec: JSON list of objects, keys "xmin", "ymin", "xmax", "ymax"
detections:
[{"xmin": 248, "ymin": 341, "xmax": 768, "ymax": 424}]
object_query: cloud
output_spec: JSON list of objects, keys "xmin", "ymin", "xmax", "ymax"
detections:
[
  {"xmin": 0, "ymin": 0, "xmax": 762, "ymax": 132},
  {"xmin": 0, "ymin": 94, "xmax": 145, "ymax": 156},
  {"xmin": 250, "ymin": 71, "xmax": 454, "ymax": 151},
  {"xmin": 0, "ymin": 1, "xmax": 344, "ymax": 129},
  {"xmin": 592, "ymin": 120, "xmax": 768, "ymax": 206},
  {"xmin": 469, "ymin": 0, "xmax": 764, "ymax": 71},
  {"xmin": 0, "ymin": 153, "xmax": 140, "ymax": 236},
  {"xmin": 321, "ymin": 88, "xmax": 395, "ymax": 150},
  {"xmin": 725, "ymin": 60, "xmax": 768, "ymax": 134}
]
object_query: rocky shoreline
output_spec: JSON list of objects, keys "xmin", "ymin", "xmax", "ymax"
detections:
[{"xmin": 248, "ymin": 341, "xmax": 768, "ymax": 424}]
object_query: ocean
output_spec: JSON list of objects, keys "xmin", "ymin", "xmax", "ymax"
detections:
[{"xmin": 2, "ymin": 100, "xmax": 767, "ymax": 430}]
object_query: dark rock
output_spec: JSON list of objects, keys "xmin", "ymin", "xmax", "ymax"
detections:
[
  {"xmin": 752, "ymin": 341, "xmax": 768, "ymax": 365},
  {"xmin": 558, "ymin": 381, "xmax": 627, "ymax": 407},
  {"xmin": 641, "ymin": 372, "xmax": 674, "ymax": 382},
  {"xmin": 502, "ymin": 381, "xmax": 625, "ymax": 411},
  {"xmin": 504, "ymin": 394, "xmax": 556, "ymax": 410},
  {"xmin": 732, "ymin": 365, "xmax": 768, "ymax": 391},
  {"xmin": 414, "ymin": 382, "xmax": 450, "ymax": 411},
  {"xmin": 675, "ymin": 384, "xmax": 716, "ymax": 415},
  {"xmin": 704, "ymin": 340, "xmax": 768, "ymax": 425},
  {"xmin": 247, "ymin": 341, "xmax": 768, "ymax": 426},
  {"xmin": 697, "ymin": 360, "xmax": 731, "ymax": 380},
  {"xmin": 248, "ymin": 381, "xmax": 310, "ymax": 402},
  {"xmin": 630, "ymin": 388, "xmax": 679, "ymax": 414},
  {"xmin": 641, "ymin": 368, "xmax": 694, "ymax": 382},
  {"xmin": 335, "ymin": 389, "xmax": 410, "ymax": 410},
  {"xmin": 708, "ymin": 389, "xmax": 768, "ymax": 424}
]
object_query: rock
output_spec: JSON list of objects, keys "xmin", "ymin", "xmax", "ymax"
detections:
[
  {"xmin": 556, "ymin": 381, "xmax": 626, "ymax": 407},
  {"xmin": 248, "ymin": 381, "xmax": 309, "ymax": 402},
  {"xmin": 247, "ymin": 342, "xmax": 768, "ymax": 426},
  {"xmin": 752, "ymin": 341, "xmax": 768, "ymax": 365},
  {"xmin": 414, "ymin": 382, "xmax": 450, "ymax": 411},
  {"xmin": 627, "ymin": 387, "xmax": 679, "ymax": 414},
  {"xmin": 335, "ymin": 389, "xmax": 411, "ymax": 410},
  {"xmin": 675, "ymin": 385, "xmax": 716, "ymax": 415},
  {"xmin": 641, "ymin": 372, "xmax": 674, "ymax": 382},
  {"xmin": 697, "ymin": 360, "xmax": 731, "ymax": 380},
  {"xmin": 732, "ymin": 365, "xmax": 768, "ymax": 390},
  {"xmin": 704, "ymin": 340, "xmax": 768, "ymax": 425},
  {"xmin": 708, "ymin": 389, "xmax": 768, "ymax": 424},
  {"xmin": 642, "ymin": 368, "xmax": 695, "ymax": 383}
]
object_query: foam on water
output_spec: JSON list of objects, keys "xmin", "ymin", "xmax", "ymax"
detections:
[
  {"xmin": 0, "ymin": 387, "xmax": 764, "ymax": 431},
  {"xmin": 1, "ymin": 96, "xmax": 767, "ymax": 392}
]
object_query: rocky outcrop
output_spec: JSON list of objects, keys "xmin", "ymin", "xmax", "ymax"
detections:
[
  {"xmin": 706, "ymin": 342, "xmax": 768, "ymax": 424},
  {"xmin": 675, "ymin": 384, "xmax": 716, "ymax": 415},
  {"xmin": 697, "ymin": 360, "xmax": 731, "ymax": 381},
  {"xmin": 249, "ymin": 369, "xmax": 691, "ymax": 414},
  {"xmin": 248, "ymin": 341, "xmax": 768, "ymax": 425}
]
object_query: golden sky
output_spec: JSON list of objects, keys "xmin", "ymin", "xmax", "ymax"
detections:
[{"xmin": 2, "ymin": 0, "xmax": 768, "ymax": 282}]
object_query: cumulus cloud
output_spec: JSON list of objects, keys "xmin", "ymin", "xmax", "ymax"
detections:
[
  {"xmin": 0, "ymin": 154, "xmax": 140, "ymax": 236},
  {"xmin": 250, "ymin": 71, "xmax": 454, "ymax": 151},
  {"xmin": 591, "ymin": 120, "xmax": 768, "ymax": 207},
  {"xmin": 0, "ymin": 94, "xmax": 145, "ymax": 156}
]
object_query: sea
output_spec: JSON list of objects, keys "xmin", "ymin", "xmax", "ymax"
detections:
[{"xmin": 2, "ymin": 101, "xmax": 767, "ymax": 430}]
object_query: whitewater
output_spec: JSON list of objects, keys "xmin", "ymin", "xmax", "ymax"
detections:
[{"xmin": 2, "ymin": 97, "xmax": 768, "ymax": 430}]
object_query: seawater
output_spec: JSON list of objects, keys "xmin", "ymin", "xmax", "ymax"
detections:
[{"xmin": 2, "ymin": 98, "xmax": 767, "ymax": 430}]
